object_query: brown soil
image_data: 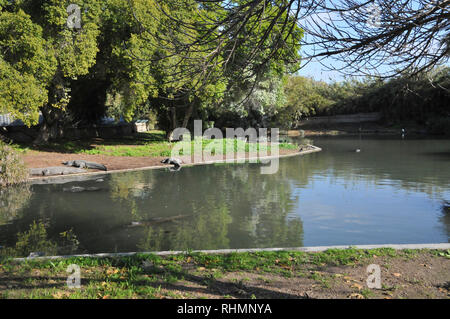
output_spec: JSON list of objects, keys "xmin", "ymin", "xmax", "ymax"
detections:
[
  {"xmin": 156, "ymin": 253, "xmax": 450, "ymax": 299},
  {"xmin": 22, "ymin": 148, "xmax": 299, "ymax": 173}
]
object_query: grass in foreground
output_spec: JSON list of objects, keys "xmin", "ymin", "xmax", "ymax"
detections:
[
  {"xmin": 12, "ymin": 131, "xmax": 299, "ymax": 158},
  {"xmin": 0, "ymin": 249, "xmax": 448, "ymax": 299}
]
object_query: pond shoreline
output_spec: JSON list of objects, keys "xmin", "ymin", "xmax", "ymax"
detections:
[
  {"xmin": 27, "ymin": 146, "xmax": 322, "ymax": 183},
  {"xmin": 11, "ymin": 243, "xmax": 450, "ymax": 262}
]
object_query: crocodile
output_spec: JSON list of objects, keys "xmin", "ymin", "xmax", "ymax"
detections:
[
  {"xmin": 63, "ymin": 160, "xmax": 107, "ymax": 171},
  {"xmin": 62, "ymin": 186, "xmax": 101, "ymax": 193},
  {"xmin": 30, "ymin": 167, "xmax": 87, "ymax": 176},
  {"xmin": 128, "ymin": 214, "xmax": 191, "ymax": 227},
  {"xmin": 161, "ymin": 157, "xmax": 182, "ymax": 168}
]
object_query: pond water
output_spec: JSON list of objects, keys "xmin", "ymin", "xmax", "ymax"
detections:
[{"xmin": 1, "ymin": 136, "xmax": 449, "ymax": 256}]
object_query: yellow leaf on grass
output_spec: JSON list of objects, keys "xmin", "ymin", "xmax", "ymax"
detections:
[
  {"xmin": 52, "ymin": 291, "xmax": 69, "ymax": 299},
  {"xmin": 106, "ymin": 268, "xmax": 119, "ymax": 275},
  {"xmin": 393, "ymin": 273, "xmax": 401, "ymax": 277},
  {"xmin": 351, "ymin": 283, "xmax": 363, "ymax": 290}
]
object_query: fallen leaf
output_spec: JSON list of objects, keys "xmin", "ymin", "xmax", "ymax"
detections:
[
  {"xmin": 52, "ymin": 291, "xmax": 69, "ymax": 299},
  {"xmin": 393, "ymin": 273, "xmax": 401, "ymax": 277},
  {"xmin": 351, "ymin": 283, "xmax": 364, "ymax": 290},
  {"xmin": 106, "ymin": 268, "xmax": 119, "ymax": 275},
  {"xmin": 343, "ymin": 276, "xmax": 352, "ymax": 281}
]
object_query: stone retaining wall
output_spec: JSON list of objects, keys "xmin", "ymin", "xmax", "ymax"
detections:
[{"xmin": 298, "ymin": 112, "xmax": 382, "ymax": 126}]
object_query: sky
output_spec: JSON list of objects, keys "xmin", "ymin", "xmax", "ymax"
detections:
[
  {"xmin": 294, "ymin": 0, "xmax": 449, "ymax": 83},
  {"xmin": 297, "ymin": 57, "xmax": 346, "ymax": 82}
]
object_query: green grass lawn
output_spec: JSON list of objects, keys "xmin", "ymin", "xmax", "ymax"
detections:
[
  {"xmin": 12, "ymin": 131, "xmax": 299, "ymax": 158},
  {"xmin": 1, "ymin": 248, "xmax": 448, "ymax": 299}
]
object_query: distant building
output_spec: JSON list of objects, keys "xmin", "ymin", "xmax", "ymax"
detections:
[
  {"xmin": 134, "ymin": 120, "xmax": 149, "ymax": 132},
  {"xmin": 0, "ymin": 113, "xmax": 44, "ymax": 127}
]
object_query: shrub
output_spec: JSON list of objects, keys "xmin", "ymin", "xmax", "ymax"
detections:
[
  {"xmin": 426, "ymin": 116, "xmax": 450, "ymax": 135},
  {"xmin": 0, "ymin": 141, "xmax": 28, "ymax": 186}
]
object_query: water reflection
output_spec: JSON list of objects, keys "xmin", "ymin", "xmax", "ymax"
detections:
[
  {"xmin": 0, "ymin": 137, "xmax": 449, "ymax": 257},
  {"xmin": 440, "ymin": 201, "xmax": 450, "ymax": 241},
  {"xmin": 0, "ymin": 184, "xmax": 31, "ymax": 225}
]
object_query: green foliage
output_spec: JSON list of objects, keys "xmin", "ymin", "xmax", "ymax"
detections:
[
  {"xmin": 276, "ymin": 76, "xmax": 333, "ymax": 128},
  {"xmin": 426, "ymin": 116, "xmax": 450, "ymax": 135},
  {"xmin": 0, "ymin": 0, "xmax": 102, "ymax": 132},
  {"xmin": 0, "ymin": 220, "xmax": 80, "ymax": 258},
  {"xmin": 0, "ymin": 183, "xmax": 31, "ymax": 224},
  {"xmin": 213, "ymin": 2, "xmax": 303, "ymax": 129},
  {"xmin": 1, "ymin": 220, "xmax": 58, "ymax": 257},
  {"xmin": 278, "ymin": 67, "xmax": 450, "ymax": 129},
  {"xmin": 0, "ymin": 9, "xmax": 55, "ymax": 125},
  {"xmin": 0, "ymin": 141, "xmax": 29, "ymax": 186}
]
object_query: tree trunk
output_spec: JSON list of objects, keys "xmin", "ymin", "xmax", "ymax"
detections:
[
  {"xmin": 166, "ymin": 106, "xmax": 177, "ymax": 141},
  {"xmin": 33, "ymin": 72, "xmax": 68, "ymax": 145},
  {"xmin": 33, "ymin": 106, "xmax": 65, "ymax": 145},
  {"xmin": 182, "ymin": 103, "xmax": 194, "ymax": 128}
]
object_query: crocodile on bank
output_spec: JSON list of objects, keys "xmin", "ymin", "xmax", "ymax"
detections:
[
  {"xmin": 30, "ymin": 167, "xmax": 87, "ymax": 176},
  {"xmin": 63, "ymin": 160, "xmax": 107, "ymax": 171},
  {"xmin": 161, "ymin": 158, "xmax": 183, "ymax": 172}
]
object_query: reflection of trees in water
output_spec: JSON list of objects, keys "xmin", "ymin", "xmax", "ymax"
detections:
[
  {"xmin": 0, "ymin": 184, "xmax": 31, "ymax": 225},
  {"xmin": 0, "ymin": 177, "xmax": 135, "ymax": 255},
  {"xmin": 288, "ymin": 137, "xmax": 450, "ymax": 196},
  {"xmin": 440, "ymin": 201, "xmax": 450, "ymax": 242},
  {"xmin": 2, "ymin": 137, "xmax": 449, "ymax": 255},
  {"xmin": 132, "ymin": 164, "xmax": 304, "ymax": 251},
  {"xmin": 137, "ymin": 203, "xmax": 232, "ymax": 251},
  {"xmin": 0, "ymin": 220, "xmax": 80, "ymax": 258}
]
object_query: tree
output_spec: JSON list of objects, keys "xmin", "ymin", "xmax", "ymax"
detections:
[
  {"xmin": 278, "ymin": 76, "xmax": 334, "ymax": 127},
  {"xmin": 0, "ymin": 8, "xmax": 56, "ymax": 126},
  {"xmin": 0, "ymin": 0, "xmax": 102, "ymax": 144},
  {"xmin": 146, "ymin": 0, "xmax": 449, "ymax": 80}
]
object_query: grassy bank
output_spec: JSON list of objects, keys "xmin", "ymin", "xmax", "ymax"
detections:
[
  {"xmin": 1, "ymin": 248, "xmax": 448, "ymax": 299},
  {"xmin": 12, "ymin": 131, "xmax": 298, "ymax": 158}
]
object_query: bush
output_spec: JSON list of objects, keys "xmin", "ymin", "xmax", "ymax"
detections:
[
  {"xmin": 0, "ymin": 141, "xmax": 28, "ymax": 187},
  {"xmin": 426, "ymin": 116, "xmax": 450, "ymax": 135}
]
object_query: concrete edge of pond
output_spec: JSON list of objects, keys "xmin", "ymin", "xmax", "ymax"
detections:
[
  {"xmin": 12, "ymin": 243, "xmax": 450, "ymax": 262},
  {"xmin": 28, "ymin": 146, "xmax": 322, "ymax": 184}
]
